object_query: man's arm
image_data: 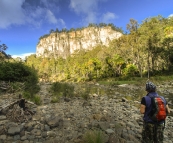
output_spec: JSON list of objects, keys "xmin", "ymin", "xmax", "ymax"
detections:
[
  {"xmin": 140, "ymin": 97, "xmax": 146, "ymax": 114},
  {"xmin": 140, "ymin": 104, "xmax": 146, "ymax": 114},
  {"xmin": 166, "ymin": 104, "xmax": 170, "ymax": 114}
]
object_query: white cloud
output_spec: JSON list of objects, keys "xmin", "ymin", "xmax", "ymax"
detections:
[
  {"xmin": 0, "ymin": 0, "xmax": 25, "ymax": 28},
  {"xmin": 46, "ymin": 10, "xmax": 58, "ymax": 24},
  {"xmin": 41, "ymin": 0, "xmax": 60, "ymax": 10},
  {"xmin": 70, "ymin": 0, "xmax": 98, "ymax": 14},
  {"xmin": 0, "ymin": 0, "xmax": 65, "ymax": 29},
  {"xmin": 24, "ymin": 7, "xmax": 45, "ymax": 28},
  {"xmin": 45, "ymin": 10, "xmax": 66, "ymax": 27},
  {"xmin": 102, "ymin": 12, "xmax": 118, "ymax": 23},
  {"xmin": 30, "ymin": 7, "xmax": 44, "ymax": 19},
  {"xmin": 85, "ymin": 12, "xmax": 97, "ymax": 24},
  {"xmin": 12, "ymin": 53, "xmax": 35, "ymax": 59},
  {"xmin": 70, "ymin": 0, "xmax": 100, "ymax": 24},
  {"xmin": 58, "ymin": 19, "xmax": 66, "ymax": 27},
  {"xmin": 168, "ymin": 14, "xmax": 173, "ymax": 18}
]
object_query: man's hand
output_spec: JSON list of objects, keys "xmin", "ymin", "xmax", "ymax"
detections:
[
  {"xmin": 166, "ymin": 104, "xmax": 170, "ymax": 114},
  {"xmin": 140, "ymin": 104, "xmax": 146, "ymax": 114}
]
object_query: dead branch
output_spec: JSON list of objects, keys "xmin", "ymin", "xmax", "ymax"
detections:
[{"xmin": 0, "ymin": 101, "xmax": 18, "ymax": 112}]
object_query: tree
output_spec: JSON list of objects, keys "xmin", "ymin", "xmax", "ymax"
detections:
[
  {"xmin": 99, "ymin": 23, "xmax": 107, "ymax": 27},
  {"xmin": 0, "ymin": 41, "xmax": 8, "ymax": 52},
  {"xmin": 138, "ymin": 16, "xmax": 165, "ymax": 73},
  {"xmin": 69, "ymin": 28, "xmax": 75, "ymax": 32},
  {"xmin": 55, "ymin": 28, "xmax": 59, "ymax": 33},
  {"xmin": 0, "ymin": 41, "xmax": 9, "ymax": 62},
  {"xmin": 49, "ymin": 29, "xmax": 54, "ymax": 34},
  {"xmin": 123, "ymin": 64, "xmax": 139, "ymax": 77},
  {"xmin": 126, "ymin": 19, "xmax": 139, "ymax": 33},
  {"xmin": 88, "ymin": 23, "xmax": 97, "ymax": 27},
  {"xmin": 61, "ymin": 28, "xmax": 68, "ymax": 32},
  {"xmin": 161, "ymin": 23, "xmax": 173, "ymax": 70}
]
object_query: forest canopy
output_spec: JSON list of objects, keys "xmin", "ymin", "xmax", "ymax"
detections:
[
  {"xmin": 1, "ymin": 15, "xmax": 173, "ymax": 83},
  {"xmin": 25, "ymin": 16, "xmax": 173, "ymax": 82}
]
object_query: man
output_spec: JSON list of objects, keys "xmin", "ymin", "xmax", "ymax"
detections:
[{"xmin": 140, "ymin": 81, "xmax": 170, "ymax": 143}]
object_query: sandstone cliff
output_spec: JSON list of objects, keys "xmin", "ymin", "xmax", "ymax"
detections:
[{"xmin": 36, "ymin": 26, "xmax": 123, "ymax": 58}]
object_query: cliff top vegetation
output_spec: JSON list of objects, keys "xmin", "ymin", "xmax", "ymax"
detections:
[{"xmin": 39, "ymin": 23, "xmax": 123, "ymax": 40}]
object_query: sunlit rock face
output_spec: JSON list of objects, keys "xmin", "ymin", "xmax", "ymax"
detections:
[{"xmin": 36, "ymin": 26, "xmax": 123, "ymax": 58}]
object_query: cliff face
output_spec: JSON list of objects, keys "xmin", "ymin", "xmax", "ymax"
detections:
[{"xmin": 36, "ymin": 26, "xmax": 123, "ymax": 58}]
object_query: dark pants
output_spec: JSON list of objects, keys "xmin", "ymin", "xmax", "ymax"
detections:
[{"xmin": 142, "ymin": 122, "xmax": 164, "ymax": 143}]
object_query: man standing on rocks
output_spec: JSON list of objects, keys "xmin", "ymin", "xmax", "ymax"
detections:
[{"xmin": 140, "ymin": 81, "xmax": 170, "ymax": 143}]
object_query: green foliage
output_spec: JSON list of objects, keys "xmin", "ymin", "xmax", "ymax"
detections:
[
  {"xmin": 23, "ymin": 92, "xmax": 31, "ymax": 99},
  {"xmin": 83, "ymin": 130, "xmax": 104, "ymax": 143},
  {"xmin": 0, "ymin": 41, "xmax": 8, "ymax": 61},
  {"xmin": 23, "ymin": 92, "xmax": 41, "ymax": 105},
  {"xmin": 81, "ymin": 87, "xmax": 91, "ymax": 100},
  {"xmin": 123, "ymin": 64, "xmax": 139, "ymax": 77},
  {"xmin": 108, "ymin": 23, "xmax": 123, "ymax": 33},
  {"xmin": 0, "ymin": 61, "xmax": 40, "ymax": 102},
  {"xmin": 0, "ymin": 62, "xmax": 36, "ymax": 82},
  {"xmin": 32, "ymin": 95, "xmax": 41, "ymax": 105},
  {"xmin": 50, "ymin": 82, "xmax": 75, "ymax": 102},
  {"xmin": 26, "ymin": 15, "xmax": 173, "ymax": 82},
  {"xmin": 9, "ymin": 82, "xmax": 25, "ymax": 93},
  {"xmin": 24, "ymin": 69, "xmax": 40, "ymax": 95},
  {"xmin": 51, "ymin": 96, "xmax": 60, "ymax": 103}
]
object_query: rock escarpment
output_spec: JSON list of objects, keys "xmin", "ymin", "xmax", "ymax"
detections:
[{"xmin": 36, "ymin": 26, "xmax": 122, "ymax": 58}]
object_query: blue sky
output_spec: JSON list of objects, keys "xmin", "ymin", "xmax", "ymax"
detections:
[{"xmin": 0, "ymin": 0, "xmax": 173, "ymax": 59}]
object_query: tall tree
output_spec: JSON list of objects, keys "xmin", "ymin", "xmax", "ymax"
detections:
[
  {"xmin": 0, "ymin": 41, "xmax": 8, "ymax": 62},
  {"xmin": 139, "ymin": 16, "xmax": 165, "ymax": 73}
]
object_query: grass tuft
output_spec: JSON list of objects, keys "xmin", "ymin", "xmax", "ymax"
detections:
[{"xmin": 83, "ymin": 130, "xmax": 104, "ymax": 143}]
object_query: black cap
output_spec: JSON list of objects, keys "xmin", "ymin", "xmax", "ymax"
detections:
[{"xmin": 146, "ymin": 82, "xmax": 156, "ymax": 92}]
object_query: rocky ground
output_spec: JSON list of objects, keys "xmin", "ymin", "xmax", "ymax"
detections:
[{"xmin": 0, "ymin": 83, "xmax": 173, "ymax": 143}]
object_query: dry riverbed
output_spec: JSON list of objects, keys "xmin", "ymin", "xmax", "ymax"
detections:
[{"xmin": 0, "ymin": 82, "xmax": 173, "ymax": 143}]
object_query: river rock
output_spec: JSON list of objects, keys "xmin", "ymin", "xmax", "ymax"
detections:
[
  {"xmin": 46, "ymin": 116, "xmax": 63, "ymax": 128},
  {"xmin": 7, "ymin": 126, "xmax": 21, "ymax": 135}
]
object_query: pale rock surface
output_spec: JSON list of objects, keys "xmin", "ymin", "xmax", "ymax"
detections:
[{"xmin": 36, "ymin": 26, "xmax": 122, "ymax": 58}]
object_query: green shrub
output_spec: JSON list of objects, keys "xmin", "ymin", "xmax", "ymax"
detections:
[
  {"xmin": 9, "ymin": 82, "xmax": 25, "ymax": 93},
  {"xmin": 23, "ymin": 92, "xmax": 32, "ymax": 100},
  {"xmin": 23, "ymin": 92, "xmax": 41, "ymax": 105},
  {"xmin": 0, "ymin": 62, "xmax": 31, "ymax": 81},
  {"xmin": 50, "ymin": 82, "xmax": 75, "ymax": 103},
  {"xmin": 51, "ymin": 96, "xmax": 60, "ymax": 103},
  {"xmin": 32, "ymin": 95, "xmax": 41, "ymax": 105},
  {"xmin": 81, "ymin": 87, "xmax": 91, "ymax": 100},
  {"xmin": 83, "ymin": 130, "xmax": 104, "ymax": 143},
  {"xmin": 0, "ymin": 61, "xmax": 40, "ymax": 96},
  {"xmin": 123, "ymin": 64, "xmax": 139, "ymax": 77}
]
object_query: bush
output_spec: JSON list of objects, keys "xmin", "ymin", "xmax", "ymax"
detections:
[
  {"xmin": 0, "ymin": 62, "xmax": 31, "ymax": 81},
  {"xmin": 50, "ymin": 82, "xmax": 75, "ymax": 102},
  {"xmin": 51, "ymin": 96, "xmax": 60, "ymax": 103},
  {"xmin": 0, "ymin": 62, "xmax": 39, "ymax": 83},
  {"xmin": 81, "ymin": 87, "xmax": 91, "ymax": 100},
  {"xmin": 123, "ymin": 64, "xmax": 139, "ymax": 77},
  {"xmin": 32, "ymin": 95, "xmax": 41, "ymax": 105},
  {"xmin": 23, "ymin": 92, "xmax": 41, "ymax": 105},
  {"xmin": 9, "ymin": 82, "xmax": 25, "ymax": 93},
  {"xmin": 0, "ymin": 61, "xmax": 40, "ymax": 101},
  {"xmin": 24, "ymin": 73, "xmax": 40, "ymax": 96}
]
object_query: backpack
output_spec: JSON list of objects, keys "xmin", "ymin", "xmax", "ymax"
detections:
[{"xmin": 148, "ymin": 96, "xmax": 167, "ymax": 122}]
